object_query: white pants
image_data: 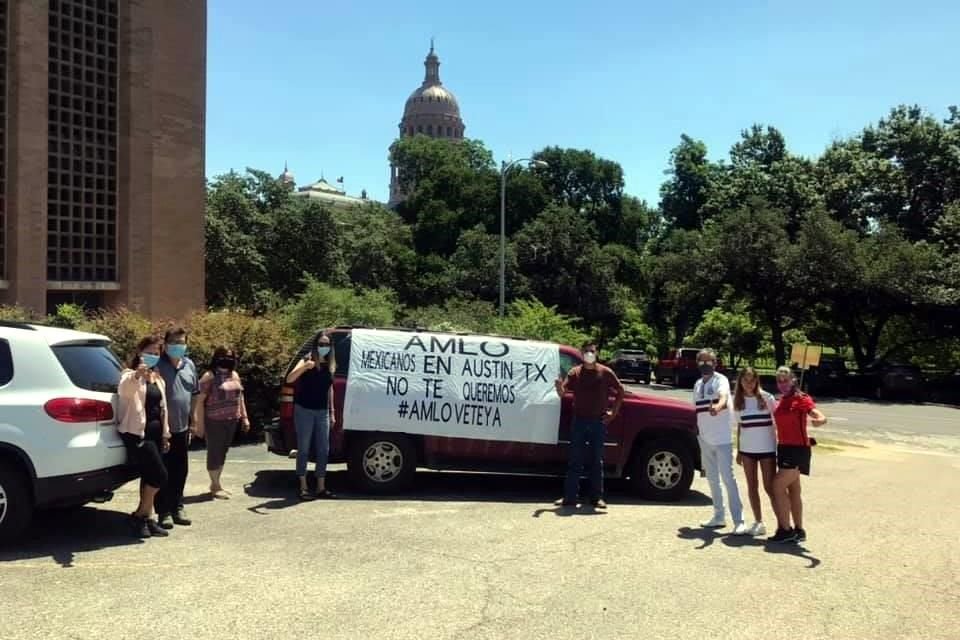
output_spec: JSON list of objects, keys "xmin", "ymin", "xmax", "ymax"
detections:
[{"xmin": 699, "ymin": 438, "xmax": 743, "ymax": 523}]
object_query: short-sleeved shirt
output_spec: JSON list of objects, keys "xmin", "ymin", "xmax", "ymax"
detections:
[
  {"xmin": 693, "ymin": 373, "xmax": 732, "ymax": 445},
  {"xmin": 201, "ymin": 370, "xmax": 244, "ymax": 422},
  {"xmin": 294, "ymin": 367, "xmax": 334, "ymax": 410},
  {"xmin": 565, "ymin": 364, "xmax": 623, "ymax": 420},
  {"xmin": 157, "ymin": 356, "xmax": 198, "ymax": 433},
  {"xmin": 734, "ymin": 392, "xmax": 777, "ymax": 454},
  {"xmin": 774, "ymin": 392, "xmax": 816, "ymax": 447}
]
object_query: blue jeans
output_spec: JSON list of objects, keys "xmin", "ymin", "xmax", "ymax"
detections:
[
  {"xmin": 294, "ymin": 405, "xmax": 330, "ymax": 478},
  {"xmin": 564, "ymin": 418, "xmax": 605, "ymax": 502}
]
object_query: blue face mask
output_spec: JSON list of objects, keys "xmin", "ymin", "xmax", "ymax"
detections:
[
  {"xmin": 166, "ymin": 344, "xmax": 187, "ymax": 359},
  {"xmin": 315, "ymin": 346, "xmax": 331, "ymax": 358},
  {"xmin": 141, "ymin": 353, "xmax": 161, "ymax": 369}
]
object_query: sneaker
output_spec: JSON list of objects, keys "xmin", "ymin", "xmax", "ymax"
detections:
[
  {"xmin": 144, "ymin": 518, "xmax": 170, "ymax": 537},
  {"xmin": 700, "ymin": 515, "xmax": 726, "ymax": 529},
  {"xmin": 767, "ymin": 527, "xmax": 798, "ymax": 544},
  {"xmin": 131, "ymin": 515, "xmax": 151, "ymax": 539},
  {"xmin": 172, "ymin": 509, "xmax": 192, "ymax": 526},
  {"xmin": 590, "ymin": 498, "xmax": 608, "ymax": 509},
  {"xmin": 732, "ymin": 521, "xmax": 750, "ymax": 535},
  {"xmin": 748, "ymin": 522, "xmax": 767, "ymax": 537},
  {"xmin": 795, "ymin": 527, "xmax": 806, "ymax": 542},
  {"xmin": 554, "ymin": 498, "xmax": 577, "ymax": 507},
  {"xmin": 158, "ymin": 513, "xmax": 174, "ymax": 530}
]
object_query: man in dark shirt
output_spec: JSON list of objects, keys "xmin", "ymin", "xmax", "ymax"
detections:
[
  {"xmin": 156, "ymin": 326, "xmax": 200, "ymax": 528},
  {"xmin": 554, "ymin": 341, "xmax": 625, "ymax": 508}
]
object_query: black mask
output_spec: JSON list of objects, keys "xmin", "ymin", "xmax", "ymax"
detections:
[{"xmin": 215, "ymin": 357, "xmax": 236, "ymax": 371}]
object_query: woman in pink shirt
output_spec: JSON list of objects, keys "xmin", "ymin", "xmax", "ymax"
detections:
[
  {"xmin": 117, "ymin": 335, "xmax": 171, "ymax": 538},
  {"xmin": 194, "ymin": 346, "xmax": 249, "ymax": 499}
]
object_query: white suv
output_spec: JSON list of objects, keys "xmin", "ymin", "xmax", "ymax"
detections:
[{"xmin": 0, "ymin": 321, "xmax": 135, "ymax": 543}]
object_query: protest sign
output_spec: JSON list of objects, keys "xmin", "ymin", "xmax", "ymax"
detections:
[{"xmin": 344, "ymin": 329, "xmax": 561, "ymax": 444}]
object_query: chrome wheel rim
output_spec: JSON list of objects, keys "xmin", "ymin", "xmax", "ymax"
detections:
[
  {"xmin": 0, "ymin": 481, "xmax": 8, "ymax": 526},
  {"xmin": 362, "ymin": 441, "xmax": 404, "ymax": 483},
  {"xmin": 646, "ymin": 451, "xmax": 682, "ymax": 490}
]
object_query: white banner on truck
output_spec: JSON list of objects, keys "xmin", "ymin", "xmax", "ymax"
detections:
[{"xmin": 344, "ymin": 329, "xmax": 561, "ymax": 445}]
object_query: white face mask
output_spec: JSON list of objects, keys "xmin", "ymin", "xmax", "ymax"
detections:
[{"xmin": 583, "ymin": 352, "xmax": 597, "ymax": 364}]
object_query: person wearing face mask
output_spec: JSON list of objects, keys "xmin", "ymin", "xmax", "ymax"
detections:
[
  {"xmin": 693, "ymin": 349, "xmax": 747, "ymax": 534},
  {"xmin": 155, "ymin": 326, "xmax": 200, "ymax": 529},
  {"xmin": 195, "ymin": 346, "xmax": 249, "ymax": 499},
  {"xmin": 768, "ymin": 366, "xmax": 827, "ymax": 544},
  {"xmin": 117, "ymin": 335, "xmax": 171, "ymax": 538},
  {"xmin": 285, "ymin": 333, "xmax": 338, "ymax": 500},
  {"xmin": 554, "ymin": 341, "xmax": 624, "ymax": 509}
]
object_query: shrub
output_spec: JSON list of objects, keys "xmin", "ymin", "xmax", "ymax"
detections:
[
  {"xmin": 494, "ymin": 299, "xmax": 591, "ymax": 346},
  {"xmin": 78, "ymin": 307, "xmax": 155, "ymax": 364},
  {"xmin": 399, "ymin": 298, "xmax": 498, "ymax": 333},
  {"xmin": 0, "ymin": 305, "xmax": 39, "ymax": 322},
  {"xmin": 282, "ymin": 279, "xmax": 400, "ymax": 339},
  {"xmin": 48, "ymin": 303, "xmax": 87, "ymax": 329},
  {"xmin": 186, "ymin": 310, "xmax": 295, "ymax": 430}
]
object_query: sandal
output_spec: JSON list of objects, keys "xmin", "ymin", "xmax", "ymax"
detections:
[
  {"xmin": 315, "ymin": 489, "xmax": 336, "ymax": 499},
  {"xmin": 299, "ymin": 490, "xmax": 316, "ymax": 501}
]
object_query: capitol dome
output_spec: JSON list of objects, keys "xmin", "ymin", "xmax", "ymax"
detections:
[{"xmin": 397, "ymin": 41, "xmax": 465, "ymax": 140}]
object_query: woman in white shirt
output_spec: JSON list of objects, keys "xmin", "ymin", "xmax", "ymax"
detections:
[{"xmin": 732, "ymin": 367, "xmax": 777, "ymax": 537}]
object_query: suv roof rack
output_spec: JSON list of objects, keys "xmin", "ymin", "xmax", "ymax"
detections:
[{"xmin": 0, "ymin": 320, "xmax": 39, "ymax": 331}]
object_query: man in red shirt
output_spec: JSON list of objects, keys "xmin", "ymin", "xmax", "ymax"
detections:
[{"xmin": 555, "ymin": 342, "xmax": 625, "ymax": 509}]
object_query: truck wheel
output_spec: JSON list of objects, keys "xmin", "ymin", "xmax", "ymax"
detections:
[
  {"xmin": 0, "ymin": 466, "xmax": 33, "ymax": 545},
  {"xmin": 347, "ymin": 432, "xmax": 417, "ymax": 494},
  {"xmin": 628, "ymin": 439, "xmax": 694, "ymax": 502}
]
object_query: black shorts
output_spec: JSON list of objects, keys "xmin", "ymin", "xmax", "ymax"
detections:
[
  {"xmin": 777, "ymin": 445, "xmax": 812, "ymax": 476},
  {"xmin": 739, "ymin": 451, "xmax": 776, "ymax": 461}
]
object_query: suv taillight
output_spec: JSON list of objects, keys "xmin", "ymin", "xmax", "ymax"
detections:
[{"xmin": 44, "ymin": 398, "xmax": 114, "ymax": 423}]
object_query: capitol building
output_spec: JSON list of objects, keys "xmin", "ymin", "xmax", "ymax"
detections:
[{"xmin": 279, "ymin": 42, "xmax": 465, "ymax": 209}]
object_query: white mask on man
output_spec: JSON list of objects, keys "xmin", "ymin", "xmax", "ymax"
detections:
[{"xmin": 583, "ymin": 352, "xmax": 597, "ymax": 364}]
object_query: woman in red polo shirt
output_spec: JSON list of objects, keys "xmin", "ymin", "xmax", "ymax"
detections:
[{"xmin": 768, "ymin": 366, "xmax": 827, "ymax": 544}]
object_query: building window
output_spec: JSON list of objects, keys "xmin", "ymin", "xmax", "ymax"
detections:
[
  {"xmin": 446, "ymin": 126, "xmax": 452, "ymax": 137},
  {"xmin": 417, "ymin": 125, "xmax": 423, "ymax": 133},
  {"xmin": 427, "ymin": 125, "xmax": 433, "ymax": 135},
  {"xmin": 47, "ymin": 0, "xmax": 118, "ymax": 282},
  {"xmin": 0, "ymin": 0, "xmax": 7, "ymax": 278}
]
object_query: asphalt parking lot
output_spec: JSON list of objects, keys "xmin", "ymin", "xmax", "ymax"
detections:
[{"xmin": 2, "ymin": 388, "xmax": 958, "ymax": 640}]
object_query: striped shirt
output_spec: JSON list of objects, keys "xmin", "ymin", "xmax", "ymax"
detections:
[
  {"xmin": 693, "ymin": 373, "xmax": 732, "ymax": 445},
  {"xmin": 734, "ymin": 392, "xmax": 777, "ymax": 454},
  {"xmin": 201, "ymin": 370, "xmax": 244, "ymax": 422}
]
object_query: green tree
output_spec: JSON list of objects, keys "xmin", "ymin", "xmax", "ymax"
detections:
[
  {"xmin": 264, "ymin": 199, "xmax": 347, "ymax": 297},
  {"xmin": 660, "ymin": 135, "xmax": 717, "ymax": 230},
  {"xmin": 283, "ymin": 279, "xmax": 400, "ymax": 339},
  {"xmin": 685, "ymin": 301, "xmax": 763, "ymax": 368},
  {"xmin": 336, "ymin": 203, "xmax": 418, "ymax": 294},
  {"xmin": 446, "ymin": 225, "xmax": 525, "ymax": 302},
  {"xmin": 494, "ymin": 299, "xmax": 591, "ymax": 347}
]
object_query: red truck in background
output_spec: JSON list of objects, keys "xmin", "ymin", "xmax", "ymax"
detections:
[
  {"xmin": 264, "ymin": 328, "xmax": 702, "ymax": 501},
  {"xmin": 654, "ymin": 348, "xmax": 726, "ymax": 389}
]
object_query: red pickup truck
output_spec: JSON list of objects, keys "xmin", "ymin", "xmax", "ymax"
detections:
[
  {"xmin": 264, "ymin": 328, "xmax": 701, "ymax": 501},
  {"xmin": 654, "ymin": 348, "xmax": 726, "ymax": 389}
]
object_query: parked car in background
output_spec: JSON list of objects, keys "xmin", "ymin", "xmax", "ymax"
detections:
[
  {"xmin": 654, "ymin": 347, "xmax": 725, "ymax": 388},
  {"xmin": 265, "ymin": 328, "xmax": 702, "ymax": 501},
  {"xmin": 608, "ymin": 349, "xmax": 652, "ymax": 384},
  {"xmin": 0, "ymin": 322, "xmax": 135, "ymax": 543},
  {"xmin": 853, "ymin": 360, "xmax": 925, "ymax": 402},
  {"xmin": 794, "ymin": 354, "xmax": 851, "ymax": 397}
]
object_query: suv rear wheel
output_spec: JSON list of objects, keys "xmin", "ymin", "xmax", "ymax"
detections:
[
  {"xmin": 628, "ymin": 439, "xmax": 694, "ymax": 502},
  {"xmin": 0, "ymin": 466, "xmax": 32, "ymax": 544},
  {"xmin": 346, "ymin": 433, "xmax": 417, "ymax": 494}
]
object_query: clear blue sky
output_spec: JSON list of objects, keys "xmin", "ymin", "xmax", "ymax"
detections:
[{"xmin": 206, "ymin": 0, "xmax": 959, "ymax": 205}]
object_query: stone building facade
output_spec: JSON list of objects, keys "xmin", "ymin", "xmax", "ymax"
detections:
[
  {"xmin": 0, "ymin": 0, "xmax": 206, "ymax": 318},
  {"xmin": 388, "ymin": 42, "xmax": 465, "ymax": 206}
]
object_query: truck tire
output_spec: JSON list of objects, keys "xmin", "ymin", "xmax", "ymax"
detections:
[
  {"xmin": 0, "ymin": 466, "xmax": 33, "ymax": 545},
  {"xmin": 628, "ymin": 438, "xmax": 694, "ymax": 502},
  {"xmin": 347, "ymin": 432, "xmax": 417, "ymax": 494}
]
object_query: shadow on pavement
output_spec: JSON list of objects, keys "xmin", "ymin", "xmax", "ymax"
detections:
[
  {"xmin": 0, "ymin": 507, "xmax": 142, "ymax": 568},
  {"xmin": 674, "ymin": 528, "xmax": 823, "ymax": 568},
  {"xmin": 243, "ymin": 468, "xmax": 713, "ymax": 510}
]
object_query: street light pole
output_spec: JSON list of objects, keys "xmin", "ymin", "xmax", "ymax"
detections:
[{"xmin": 499, "ymin": 158, "xmax": 548, "ymax": 317}]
